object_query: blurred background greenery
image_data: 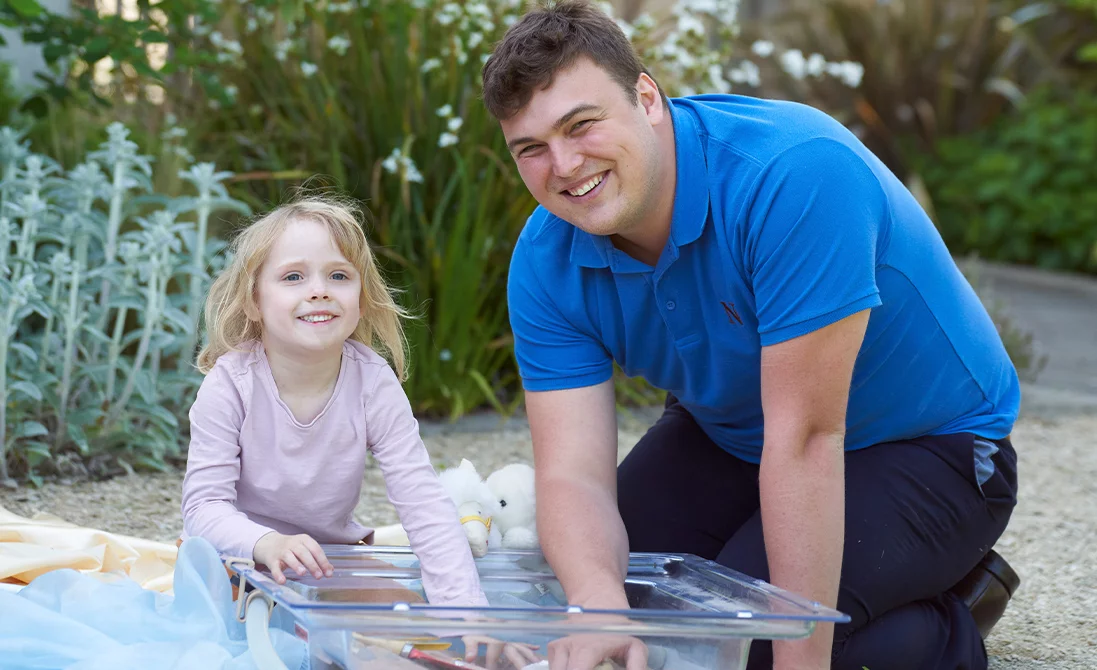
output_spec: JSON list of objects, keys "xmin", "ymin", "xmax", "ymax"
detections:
[{"xmin": 0, "ymin": 0, "xmax": 1093, "ymax": 483}]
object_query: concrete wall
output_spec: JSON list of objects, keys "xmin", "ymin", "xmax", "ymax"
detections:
[{"xmin": 0, "ymin": 0, "xmax": 72, "ymax": 93}]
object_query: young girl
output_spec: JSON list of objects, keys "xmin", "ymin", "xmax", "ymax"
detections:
[{"xmin": 179, "ymin": 195, "xmax": 489, "ymax": 608}]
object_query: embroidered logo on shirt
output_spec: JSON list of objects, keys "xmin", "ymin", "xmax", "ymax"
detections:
[{"xmin": 721, "ymin": 301, "xmax": 743, "ymax": 325}]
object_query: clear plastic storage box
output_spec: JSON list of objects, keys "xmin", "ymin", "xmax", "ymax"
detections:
[{"xmin": 235, "ymin": 545, "xmax": 848, "ymax": 670}]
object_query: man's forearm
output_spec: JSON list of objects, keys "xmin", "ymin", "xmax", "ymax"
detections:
[
  {"xmin": 539, "ymin": 476, "xmax": 631, "ymax": 609},
  {"xmin": 760, "ymin": 432, "xmax": 845, "ymax": 669}
]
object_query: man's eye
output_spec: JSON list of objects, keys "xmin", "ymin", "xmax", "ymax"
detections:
[
  {"xmin": 519, "ymin": 145, "xmax": 543, "ymax": 157},
  {"xmin": 572, "ymin": 119, "xmax": 593, "ymax": 132}
]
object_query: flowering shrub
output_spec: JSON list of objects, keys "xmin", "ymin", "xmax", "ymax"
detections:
[{"xmin": 0, "ymin": 124, "xmax": 247, "ymax": 486}]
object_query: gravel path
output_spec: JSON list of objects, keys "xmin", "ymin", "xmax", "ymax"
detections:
[{"xmin": 2, "ymin": 409, "xmax": 1094, "ymax": 669}]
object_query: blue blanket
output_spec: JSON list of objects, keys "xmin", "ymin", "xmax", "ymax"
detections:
[{"xmin": 0, "ymin": 538, "xmax": 306, "ymax": 670}]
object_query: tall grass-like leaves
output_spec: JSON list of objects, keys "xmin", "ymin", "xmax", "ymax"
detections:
[
  {"xmin": 0, "ymin": 274, "xmax": 39, "ymax": 486},
  {"xmin": 177, "ymin": 163, "xmax": 248, "ymax": 365},
  {"xmin": 87, "ymin": 123, "xmax": 153, "ymax": 357}
]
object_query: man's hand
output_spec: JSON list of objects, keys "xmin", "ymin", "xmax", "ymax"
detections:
[
  {"xmin": 547, "ymin": 634, "xmax": 648, "ymax": 670},
  {"xmin": 462, "ymin": 636, "xmax": 541, "ymax": 669},
  {"xmin": 253, "ymin": 531, "xmax": 334, "ymax": 583}
]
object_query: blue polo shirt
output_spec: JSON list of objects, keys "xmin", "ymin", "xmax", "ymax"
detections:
[{"xmin": 507, "ymin": 94, "xmax": 1020, "ymax": 464}]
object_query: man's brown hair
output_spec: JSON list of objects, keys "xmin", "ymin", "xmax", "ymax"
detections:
[{"xmin": 481, "ymin": 0, "xmax": 660, "ymax": 120}]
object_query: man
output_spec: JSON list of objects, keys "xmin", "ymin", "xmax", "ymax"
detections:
[{"xmin": 481, "ymin": 2, "xmax": 1020, "ymax": 669}]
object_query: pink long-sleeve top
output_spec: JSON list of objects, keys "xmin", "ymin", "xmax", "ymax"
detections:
[{"xmin": 180, "ymin": 339, "xmax": 488, "ymax": 606}]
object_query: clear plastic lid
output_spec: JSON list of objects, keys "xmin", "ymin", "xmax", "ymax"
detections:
[{"xmin": 236, "ymin": 546, "xmax": 848, "ymax": 642}]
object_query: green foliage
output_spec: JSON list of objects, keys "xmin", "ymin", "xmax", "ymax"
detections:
[
  {"xmin": 0, "ymin": 123, "xmax": 248, "ymax": 486},
  {"xmin": 915, "ymin": 88, "xmax": 1097, "ymax": 275},
  {"xmin": 744, "ymin": 0, "xmax": 1096, "ymax": 180},
  {"xmin": 1061, "ymin": 0, "xmax": 1097, "ymax": 62}
]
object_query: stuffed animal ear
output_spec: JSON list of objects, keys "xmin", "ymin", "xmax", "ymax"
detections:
[{"xmin": 457, "ymin": 458, "xmax": 479, "ymax": 476}]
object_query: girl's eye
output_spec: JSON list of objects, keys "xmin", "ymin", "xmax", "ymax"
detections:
[
  {"xmin": 331, "ymin": 272, "xmax": 349, "ymax": 281},
  {"xmin": 284, "ymin": 272, "xmax": 303, "ymax": 282}
]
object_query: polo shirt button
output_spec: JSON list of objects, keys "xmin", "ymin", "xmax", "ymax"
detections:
[{"xmin": 666, "ymin": 300, "xmax": 676, "ymax": 311}]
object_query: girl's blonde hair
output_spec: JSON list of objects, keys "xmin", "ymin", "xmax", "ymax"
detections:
[{"xmin": 196, "ymin": 194, "xmax": 410, "ymax": 379}]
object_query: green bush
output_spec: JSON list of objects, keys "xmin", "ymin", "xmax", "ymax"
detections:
[
  {"xmin": 0, "ymin": 123, "xmax": 247, "ymax": 486},
  {"xmin": 916, "ymin": 89, "xmax": 1097, "ymax": 274}
]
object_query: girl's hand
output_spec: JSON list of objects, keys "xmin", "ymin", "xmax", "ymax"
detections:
[
  {"xmin": 462, "ymin": 635, "xmax": 541, "ymax": 669},
  {"xmin": 253, "ymin": 531, "xmax": 334, "ymax": 583}
]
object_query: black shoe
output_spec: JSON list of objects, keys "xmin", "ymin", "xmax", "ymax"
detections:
[{"xmin": 948, "ymin": 549, "xmax": 1021, "ymax": 639}]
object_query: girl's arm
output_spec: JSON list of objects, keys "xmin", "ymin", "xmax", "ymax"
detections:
[
  {"xmin": 365, "ymin": 366, "xmax": 489, "ymax": 606},
  {"xmin": 181, "ymin": 364, "xmax": 275, "ymax": 559}
]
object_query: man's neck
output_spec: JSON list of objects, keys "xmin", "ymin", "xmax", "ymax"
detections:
[
  {"xmin": 612, "ymin": 119, "xmax": 678, "ymax": 267},
  {"xmin": 263, "ymin": 339, "xmax": 343, "ymax": 398}
]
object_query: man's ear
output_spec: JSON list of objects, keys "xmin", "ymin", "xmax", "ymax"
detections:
[{"xmin": 636, "ymin": 72, "xmax": 665, "ymax": 125}]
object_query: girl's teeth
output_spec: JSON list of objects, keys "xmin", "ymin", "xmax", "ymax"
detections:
[{"xmin": 300, "ymin": 315, "xmax": 334, "ymax": 323}]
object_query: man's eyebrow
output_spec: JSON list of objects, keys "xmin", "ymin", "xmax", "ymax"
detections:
[{"xmin": 506, "ymin": 103, "xmax": 603, "ymax": 153}]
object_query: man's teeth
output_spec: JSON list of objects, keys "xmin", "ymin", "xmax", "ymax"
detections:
[
  {"xmin": 568, "ymin": 173, "xmax": 604, "ymax": 197},
  {"xmin": 300, "ymin": 315, "xmax": 334, "ymax": 323}
]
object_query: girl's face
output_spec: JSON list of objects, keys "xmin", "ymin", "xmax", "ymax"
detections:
[{"xmin": 253, "ymin": 217, "xmax": 362, "ymax": 359}]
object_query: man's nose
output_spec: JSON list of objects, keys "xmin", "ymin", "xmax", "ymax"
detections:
[{"xmin": 550, "ymin": 145, "xmax": 584, "ymax": 179}]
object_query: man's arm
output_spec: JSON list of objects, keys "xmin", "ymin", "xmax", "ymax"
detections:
[
  {"xmin": 760, "ymin": 309, "xmax": 869, "ymax": 670},
  {"xmin": 526, "ymin": 379, "xmax": 630, "ymax": 609}
]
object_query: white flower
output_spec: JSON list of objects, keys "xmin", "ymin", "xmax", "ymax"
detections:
[
  {"xmin": 382, "ymin": 147, "xmax": 424, "ymax": 183},
  {"xmin": 274, "ymin": 39, "xmax": 293, "ymax": 62},
  {"xmin": 446, "ymin": 117, "xmax": 463, "ymax": 132},
  {"xmin": 751, "ymin": 40, "xmax": 775, "ymax": 58},
  {"xmin": 806, "ymin": 53, "xmax": 826, "ymax": 78},
  {"xmin": 439, "ymin": 349, "xmax": 452, "ymax": 361},
  {"xmin": 633, "ymin": 13, "xmax": 656, "ymax": 31},
  {"xmin": 420, "ymin": 58, "xmax": 442, "ymax": 73},
  {"xmin": 301, "ymin": 62, "xmax": 318, "ymax": 77},
  {"xmin": 676, "ymin": 13, "xmax": 706, "ymax": 37},
  {"xmin": 224, "ymin": 85, "xmax": 238, "ymax": 99},
  {"xmin": 438, "ymin": 132, "xmax": 459, "ymax": 148},
  {"xmin": 729, "ymin": 63, "xmax": 760, "ymax": 87},
  {"xmin": 246, "ymin": 17, "xmax": 258, "ymax": 33},
  {"xmin": 779, "ymin": 49, "xmax": 806, "ymax": 80},
  {"xmin": 707, "ymin": 64, "xmax": 731, "ymax": 94},
  {"xmin": 328, "ymin": 35, "xmax": 352, "ymax": 56},
  {"xmin": 836, "ymin": 61, "xmax": 864, "ymax": 88},
  {"xmin": 436, "ymin": 104, "xmax": 453, "ymax": 118},
  {"xmin": 327, "ymin": 1, "xmax": 355, "ymax": 13},
  {"xmin": 467, "ymin": 32, "xmax": 484, "ymax": 49},
  {"xmin": 249, "ymin": 104, "xmax": 264, "ymax": 116},
  {"xmin": 382, "ymin": 151, "xmax": 400, "ymax": 174}
]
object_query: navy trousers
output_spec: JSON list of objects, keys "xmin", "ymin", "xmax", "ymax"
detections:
[{"xmin": 617, "ymin": 396, "xmax": 1018, "ymax": 670}]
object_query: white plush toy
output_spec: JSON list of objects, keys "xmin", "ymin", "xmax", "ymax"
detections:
[
  {"xmin": 485, "ymin": 463, "xmax": 539, "ymax": 550},
  {"xmin": 371, "ymin": 459, "xmax": 502, "ymax": 557}
]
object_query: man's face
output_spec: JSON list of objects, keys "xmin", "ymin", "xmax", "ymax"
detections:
[{"xmin": 500, "ymin": 57, "xmax": 666, "ymax": 238}]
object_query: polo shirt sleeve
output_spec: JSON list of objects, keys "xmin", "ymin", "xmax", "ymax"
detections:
[
  {"xmin": 507, "ymin": 237, "xmax": 613, "ymax": 391},
  {"xmin": 743, "ymin": 137, "xmax": 885, "ymax": 346}
]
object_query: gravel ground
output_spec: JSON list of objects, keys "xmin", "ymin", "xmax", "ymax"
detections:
[{"xmin": 2, "ymin": 408, "xmax": 1094, "ymax": 669}]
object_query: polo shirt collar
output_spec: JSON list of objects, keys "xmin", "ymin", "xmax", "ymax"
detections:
[{"xmin": 569, "ymin": 98, "xmax": 710, "ymax": 270}]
